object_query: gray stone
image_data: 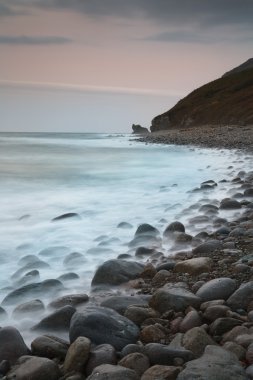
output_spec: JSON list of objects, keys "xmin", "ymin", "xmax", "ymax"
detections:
[
  {"xmin": 227, "ymin": 281, "xmax": 253, "ymax": 310},
  {"xmin": 85, "ymin": 344, "xmax": 117, "ymax": 376},
  {"xmin": 31, "ymin": 335, "xmax": 69, "ymax": 360},
  {"xmin": 144, "ymin": 343, "xmax": 194, "ymax": 365},
  {"xmin": 119, "ymin": 353, "xmax": 150, "ymax": 376},
  {"xmin": 209, "ymin": 318, "xmax": 243, "ymax": 335},
  {"xmin": 196, "ymin": 278, "xmax": 237, "ymax": 301},
  {"xmin": 100, "ymin": 296, "xmax": 149, "ymax": 315},
  {"xmin": 32, "ymin": 305, "xmax": 76, "ymax": 331},
  {"xmin": 220, "ymin": 198, "xmax": 242, "ymax": 209},
  {"xmin": 0, "ymin": 327, "xmax": 29, "ymax": 365},
  {"xmin": 48, "ymin": 294, "xmax": 88, "ymax": 309},
  {"xmin": 91, "ymin": 259, "xmax": 144, "ymax": 286},
  {"xmin": 174, "ymin": 257, "xmax": 212, "ymax": 276},
  {"xmin": 12, "ymin": 299, "xmax": 45, "ymax": 319},
  {"xmin": 63, "ymin": 337, "xmax": 91, "ymax": 374},
  {"xmin": 192, "ymin": 239, "xmax": 222, "ymax": 255},
  {"xmin": 86, "ymin": 364, "xmax": 140, "ymax": 380},
  {"xmin": 182, "ymin": 327, "xmax": 216, "ymax": 357},
  {"xmin": 163, "ymin": 221, "xmax": 185, "ymax": 236},
  {"xmin": 135, "ymin": 223, "xmax": 159, "ymax": 236},
  {"xmin": 69, "ymin": 306, "xmax": 139, "ymax": 351},
  {"xmin": 141, "ymin": 365, "xmax": 180, "ymax": 380},
  {"xmin": 6, "ymin": 356, "xmax": 61, "ymax": 380},
  {"xmin": 177, "ymin": 345, "xmax": 247, "ymax": 380}
]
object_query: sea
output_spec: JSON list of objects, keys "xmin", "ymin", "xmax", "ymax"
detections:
[{"xmin": 0, "ymin": 132, "xmax": 251, "ymax": 341}]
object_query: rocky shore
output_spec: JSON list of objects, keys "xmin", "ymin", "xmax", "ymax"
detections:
[
  {"xmin": 2, "ymin": 144, "xmax": 253, "ymax": 379},
  {"xmin": 137, "ymin": 124, "xmax": 253, "ymax": 151}
]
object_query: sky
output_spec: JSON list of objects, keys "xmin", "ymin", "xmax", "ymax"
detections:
[{"xmin": 0, "ymin": 0, "xmax": 253, "ymax": 133}]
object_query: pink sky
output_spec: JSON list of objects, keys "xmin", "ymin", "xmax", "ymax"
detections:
[{"xmin": 0, "ymin": 1, "xmax": 252, "ymax": 132}]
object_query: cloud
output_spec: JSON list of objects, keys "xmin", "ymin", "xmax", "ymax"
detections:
[
  {"xmin": 0, "ymin": 35, "xmax": 72, "ymax": 45},
  {"xmin": 0, "ymin": 79, "xmax": 184, "ymax": 97},
  {"xmin": 144, "ymin": 30, "xmax": 211, "ymax": 44}
]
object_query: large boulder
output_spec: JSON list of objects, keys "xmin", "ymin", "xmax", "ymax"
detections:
[
  {"xmin": 163, "ymin": 221, "xmax": 185, "ymax": 236},
  {"xmin": 132, "ymin": 124, "xmax": 149, "ymax": 134},
  {"xmin": 32, "ymin": 305, "xmax": 76, "ymax": 332},
  {"xmin": 174, "ymin": 257, "xmax": 212, "ymax": 276},
  {"xmin": 85, "ymin": 344, "xmax": 117, "ymax": 376},
  {"xmin": 63, "ymin": 337, "xmax": 91, "ymax": 374},
  {"xmin": 220, "ymin": 198, "xmax": 242, "ymax": 209},
  {"xmin": 192, "ymin": 240, "xmax": 222, "ymax": 256},
  {"xmin": 196, "ymin": 278, "xmax": 237, "ymax": 301},
  {"xmin": 227, "ymin": 281, "xmax": 253, "ymax": 310},
  {"xmin": 177, "ymin": 345, "xmax": 247, "ymax": 380},
  {"xmin": 86, "ymin": 364, "xmax": 140, "ymax": 380},
  {"xmin": 150, "ymin": 284, "xmax": 201, "ymax": 313},
  {"xmin": 6, "ymin": 356, "xmax": 61, "ymax": 380},
  {"xmin": 91, "ymin": 260, "xmax": 144, "ymax": 287},
  {"xmin": 69, "ymin": 306, "xmax": 140, "ymax": 351},
  {"xmin": 0, "ymin": 327, "xmax": 29, "ymax": 365},
  {"xmin": 31, "ymin": 335, "xmax": 69, "ymax": 360}
]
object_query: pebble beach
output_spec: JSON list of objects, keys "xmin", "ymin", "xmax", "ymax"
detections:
[{"xmin": 1, "ymin": 130, "xmax": 253, "ymax": 380}]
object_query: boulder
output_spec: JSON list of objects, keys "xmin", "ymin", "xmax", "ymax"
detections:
[
  {"xmin": 31, "ymin": 335, "xmax": 69, "ymax": 360},
  {"xmin": 192, "ymin": 240, "xmax": 222, "ymax": 255},
  {"xmin": 196, "ymin": 278, "xmax": 237, "ymax": 301},
  {"xmin": 118, "ymin": 353, "xmax": 150, "ymax": 376},
  {"xmin": 179, "ymin": 310, "xmax": 202, "ymax": 332},
  {"xmin": 182, "ymin": 327, "xmax": 216, "ymax": 357},
  {"xmin": 124, "ymin": 306, "xmax": 158, "ymax": 326},
  {"xmin": 6, "ymin": 356, "xmax": 61, "ymax": 380},
  {"xmin": 141, "ymin": 365, "xmax": 180, "ymax": 380},
  {"xmin": 100, "ymin": 296, "xmax": 149, "ymax": 315},
  {"xmin": 85, "ymin": 344, "xmax": 117, "ymax": 376},
  {"xmin": 227, "ymin": 281, "xmax": 253, "ymax": 310},
  {"xmin": 32, "ymin": 305, "xmax": 76, "ymax": 331},
  {"xmin": 0, "ymin": 327, "xmax": 29, "ymax": 365},
  {"xmin": 174, "ymin": 257, "xmax": 212, "ymax": 276},
  {"xmin": 144, "ymin": 343, "xmax": 194, "ymax": 365},
  {"xmin": 48, "ymin": 294, "xmax": 88, "ymax": 309},
  {"xmin": 177, "ymin": 345, "xmax": 247, "ymax": 380},
  {"xmin": 63, "ymin": 337, "xmax": 91, "ymax": 374},
  {"xmin": 69, "ymin": 306, "xmax": 140, "ymax": 351},
  {"xmin": 135, "ymin": 224, "xmax": 159, "ymax": 236},
  {"xmin": 91, "ymin": 259, "xmax": 144, "ymax": 286},
  {"xmin": 86, "ymin": 364, "xmax": 139, "ymax": 380},
  {"xmin": 12, "ymin": 299, "xmax": 45, "ymax": 319},
  {"xmin": 150, "ymin": 284, "xmax": 201, "ymax": 313},
  {"xmin": 52, "ymin": 213, "xmax": 81, "ymax": 222},
  {"xmin": 220, "ymin": 198, "xmax": 242, "ymax": 209},
  {"xmin": 132, "ymin": 124, "xmax": 149, "ymax": 134},
  {"xmin": 163, "ymin": 222, "xmax": 185, "ymax": 236}
]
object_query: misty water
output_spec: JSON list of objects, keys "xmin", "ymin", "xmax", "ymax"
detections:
[{"xmin": 0, "ymin": 132, "xmax": 252, "ymax": 342}]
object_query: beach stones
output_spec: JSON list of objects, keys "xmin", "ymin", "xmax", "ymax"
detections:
[
  {"xmin": 177, "ymin": 345, "xmax": 247, "ymax": 380},
  {"xmin": 182, "ymin": 327, "xmax": 216, "ymax": 357},
  {"xmin": 0, "ymin": 327, "xmax": 29, "ymax": 365},
  {"xmin": 32, "ymin": 305, "xmax": 76, "ymax": 332},
  {"xmin": 150, "ymin": 284, "xmax": 201, "ymax": 313},
  {"xmin": 141, "ymin": 365, "xmax": 180, "ymax": 380},
  {"xmin": 220, "ymin": 198, "xmax": 242, "ymax": 209},
  {"xmin": 144, "ymin": 343, "xmax": 194, "ymax": 365},
  {"xmin": 135, "ymin": 223, "xmax": 159, "ymax": 236},
  {"xmin": 196, "ymin": 278, "xmax": 237, "ymax": 301},
  {"xmin": 100, "ymin": 295, "xmax": 149, "ymax": 315},
  {"xmin": 85, "ymin": 344, "xmax": 117, "ymax": 376},
  {"xmin": 163, "ymin": 221, "xmax": 185, "ymax": 236},
  {"xmin": 69, "ymin": 306, "xmax": 140, "ymax": 350},
  {"xmin": 31, "ymin": 335, "xmax": 69, "ymax": 360},
  {"xmin": 7, "ymin": 356, "xmax": 61, "ymax": 380},
  {"xmin": 118, "ymin": 352, "xmax": 150, "ymax": 376},
  {"xmin": 12, "ymin": 299, "xmax": 45, "ymax": 319},
  {"xmin": 174, "ymin": 257, "xmax": 212, "ymax": 276},
  {"xmin": 91, "ymin": 259, "xmax": 144, "ymax": 286},
  {"xmin": 48, "ymin": 294, "xmax": 89, "ymax": 309},
  {"xmin": 227, "ymin": 281, "xmax": 253, "ymax": 310},
  {"xmin": 192, "ymin": 239, "xmax": 222, "ymax": 255},
  {"xmin": 63, "ymin": 337, "xmax": 91, "ymax": 374},
  {"xmin": 86, "ymin": 364, "xmax": 139, "ymax": 380}
]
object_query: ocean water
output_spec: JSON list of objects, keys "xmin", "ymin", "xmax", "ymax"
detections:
[{"xmin": 0, "ymin": 132, "xmax": 251, "ymax": 340}]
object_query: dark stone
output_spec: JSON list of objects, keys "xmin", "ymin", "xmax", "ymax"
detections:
[
  {"xmin": 135, "ymin": 247, "xmax": 155, "ymax": 257},
  {"xmin": 91, "ymin": 259, "xmax": 144, "ymax": 286},
  {"xmin": 31, "ymin": 335, "xmax": 69, "ymax": 360},
  {"xmin": 32, "ymin": 305, "xmax": 76, "ymax": 331},
  {"xmin": 196, "ymin": 278, "xmax": 237, "ymax": 301},
  {"xmin": 86, "ymin": 364, "xmax": 139, "ymax": 380},
  {"xmin": 144, "ymin": 343, "xmax": 194, "ymax": 365},
  {"xmin": 0, "ymin": 327, "xmax": 29, "ymax": 365},
  {"xmin": 7, "ymin": 356, "xmax": 61, "ymax": 380},
  {"xmin": 69, "ymin": 306, "xmax": 140, "ymax": 351},
  {"xmin": 117, "ymin": 222, "xmax": 133, "ymax": 229},
  {"xmin": 85, "ymin": 344, "xmax": 117, "ymax": 376},
  {"xmin": 48, "ymin": 294, "xmax": 89, "ymax": 309},
  {"xmin": 192, "ymin": 239, "xmax": 222, "ymax": 256},
  {"xmin": 134, "ymin": 223, "xmax": 159, "ymax": 237},
  {"xmin": 63, "ymin": 252, "xmax": 85, "ymax": 267},
  {"xmin": 52, "ymin": 212, "xmax": 81, "ymax": 222},
  {"xmin": 100, "ymin": 295, "xmax": 149, "ymax": 315},
  {"xmin": 58, "ymin": 273, "xmax": 79, "ymax": 282},
  {"xmin": 13, "ymin": 299, "xmax": 45, "ymax": 318},
  {"xmin": 38, "ymin": 246, "xmax": 70, "ymax": 257},
  {"xmin": 163, "ymin": 221, "xmax": 185, "ymax": 236},
  {"xmin": 132, "ymin": 124, "xmax": 149, "ymax": 134},
  {"xmin": 209, "ymin": 318, "xmax": 243, "ymax": 335},
  {"xmin": 227, "ymin": 281, "xmax": 253, "ymax": 311},
  {"xmin": 220, "ymin": 198, "xmax": 242, "ymax": 209}
]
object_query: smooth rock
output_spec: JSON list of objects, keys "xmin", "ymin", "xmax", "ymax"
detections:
[
  {"xmin": 209, "ymin": 318, "xmax": 243, "ymax": 335},
  {"xmin": 91, "ymin": 259, "xmax": 144, "ymax": 286},
  {"xmin": 100, "ymin": 296, "xmax": 148, "ymax": 315},
  {"xmin": 135, "ymin": 223, "xmax": 159, "ymax": 236},
  {"xmin": 6, "ymin": 356, "xmax": 61, "ymax": 380},
  {"xmin": 144, "ymin": 343, "xmax": 194, "ymax": 365},
  {"xmin": 220, "ymin": 198, "xmax": 242, "ymax": 209},
  {"xmin": 140, "ymin": 325, "xmax": 166, "ymax": 344},
  {"xmin": 192, "ymin": 240, "xmax": 222, "ymax": 255},
  {"xmin": 85, "ymin": 344, "xmax": 117, "ymax": 376},
  {"xmin": 223, "ymin": 341, "xmax": 246, "ymax": 360},
  {"xmin": 119, "ymin": 353, "xmax": 150, "ymax": 376},
  {"xmin": 52, "ymin": 213, "xmax": 81, "ymax": 222},
  {"xmin": 124, "ymin": 306, "xmax": 158, "ymax": 326},
  {"xmin": 179, "ymin": 310, "xmax": 202, "ymax": 332},
  {"xmin": 32, "ymin": 305, "xmax": 76, "ymax": 331},
  {"xmin": 63, "ymin": 337, "xmax": 91, "ymax": 374},
  {"xmin": 69, "ymin": 306, "xmax": 139, "ymax": 351},
  {"xmin": 227, "ymin": 281, "xmax": 253, "ymax": 311},
  {"xmin": 196, "ymin": 277, "xmax": 237, "ymax": 301},
  {"xmin": 86, "ymin": 364, "xmax": 139, "ymax": 380},
  {"xmin": 48, "ymin": 294, "xmax": 88, "ymax": 309},
  {"xmin": 182, "ymin": 327, "xmax": 216, "ymax": 357},
  {"xmin": 141, "ymin": 365, "xmax": 180, "ymax": 380},
  {"xmin": 12, "ymin": 299, "xmax": 45, "ymax": 319},
  {"xmin": 174, "ymin": 257, "xmax": 212, "ymax": 276},
  {"xmin": 0, "ymin": 327, "xmax": 29, "ymax": 365},
  {"xmin": 31, "ymin": 335, "xmax": 69, "ymax": 360},
  {"xmin": 163, "ymin": 222, "xmax": 185, "ymax": 236}
]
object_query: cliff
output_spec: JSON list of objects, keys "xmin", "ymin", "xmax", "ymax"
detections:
[{"xmin": 151, "ymin": 59, "xmax": 253, "ymax": 132}]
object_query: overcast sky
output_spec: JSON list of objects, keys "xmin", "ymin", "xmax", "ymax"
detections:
[{"xmin": 0, "ymin": 0, "xmax": 252, "ymax": 132}]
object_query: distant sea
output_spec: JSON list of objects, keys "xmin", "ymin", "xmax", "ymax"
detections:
[{"xmin": 0, "ymin": 132, "xmax": 250, "ymax": 340}]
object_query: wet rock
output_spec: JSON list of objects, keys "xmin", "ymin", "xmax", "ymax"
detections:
[
  {"xmin": 141, "ymin": 365, "xmax": 180, "ymax": 380},
  {"xmin": 150, "ymin": 284, "xmax": 201, "ymax": 313},
  {"xmin": 32, "ymin": 305, "xmax": 76, "ymax": 331},
  {"xmin": 177, "ymin": 345, "xmax": 247, "ymax": 380},
  {"xmin": 244, "ymin": 189, "xmax": 253, "ymax": 197},
  {"xmin": 63, "ymin": 252, "xmax": 85, "ymax": 267},
  {"xmin": 48, "ymin": 294, "xmax": 89, "ymax": 309},
  {"xmin": 203, "ymin": 305, "xmax": 230, "ymax": 321},
  {"xmin": 223, "ymin": 341, "xmax": 246, "ymax": 360},
  {"xmin": 246, "ymin": 343, "xmax": 253, "ymax": 364},
  {"xmin": 209, "ymin": 317, "xmax": 243, "ymax": 335},
  {"xmin": 192, "ymin": 239, "xmax": 222, "ymax": 255},
  {"xmin": 69, "ymin": 306, "xmax": 140, "ymax": 351},
  {"xmin": 2, "ymin": 279, "xmax": 64, "ymax": 306},
  {"xmin": 121, "ymin": 344, "xmax": 146, "ymax": 357},
  {"xmin": 175, "ymin": 233, "xmax": 193, "ymax": 244},
  {"xmin": 135, "ymin": 223, "xmax": 159, "ymax": 237},
  {"xmin": 100, "ymin": 296, "xmax": 149, "ymax": 315},
  {"xmin": 12, "ymin": 299, "xmax": 45, "ymax": 319},
  {"xmin": 196, "ymin": 277, "xmax": 237, "ymax": 301},
  {"xmin": 144, "ymin": 343, "xmax": 194, "ymax": 365},
  {"xmin": 52, "ymin": 212, "xmax": 81, "ymax": 222},
  {"xmin": 227, "ymin": 281, "xmax": 253, "ymax": 310},
  {"xmin": 156, "ymin": 261, "xmax": 176, "ymax": 271},
  {"xmin": 31, "ymin": 335, "xmax": 69, "ymax": 360},
  {"xmin": 128, "ymin": 234, "xmax": 161, "ymax": 248},
  {"xmin": 119, "ymin": 353, "xmax": 150, "ymax": 376},
  {"xmin": 63, "ymin": 337, "xmax": 91, "ymax": 374},
  {"xmin": 12, "ymin": 261, "xmax": 49, "ymax": 279},
  {"xmin": 174, "ymin": 257, "xmax": 212, "ymax": 276},
  {"xmin": 220, "ymin": 198, "xmax": 242, "ymax": 209},
  {"xmin": 86, "ymin": 364, "xmax": 139, "ymax": 380},
  {"xmin": 182, "ymin": 327, "xmax": 216, "ymax": 357},
  {"xmin": 189, "ymin": 215, "xmax": 210, "ymax": 224},
  {"xmin": 0, "ymin": 306, "xmax": 7, "ymax": 319},
  {"xmin": 125, "ymin": 306, "xmax": 158, "ymax": 326},
  {"xmin": 6, "ymin": 356, "xmax": 61, "ymax": 380},
  {"xmin": 163, "ymin": 221, "xmax": 185, "ymax": 237},
  {"xmin": 85, "ymin": 344, "xmax": 117, "ymax": 376},
  {"xmin": 0, "ymin": 360, "xmax": 10, "ymax": 376},
  {"xmin": 39, "ymin": 246, "xmax": 70, "ymax": 257},
  {"xmin": 58, "ymin": 273, "xmax": 79, "ymax": 282},
  {"xmin": 0, "ymin": 327, "xmax": 29, "ymax": 365},
  {"xmin": 91, "ymin": 259, "xmax": 144, "ymax": 286},
  {"xmin": 179, "ymin": 310, "xmax": 202, "ymax": 332},
  {"xmin": 117, "ymin": 222, "xmax": 133, "ymax": 229},
  {"xmin": 140, "ymin": 325, "xmax": 166, "ymax": 344},
  {"xmin": 135, "ymin": 247, "xmax": 155, "ymax": 257}
]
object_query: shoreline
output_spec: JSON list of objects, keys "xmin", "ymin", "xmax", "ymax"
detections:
[
  {"xmin": 2, "ymin": 138, "xmax": 253, "ymax": 379},
  {"xmin": 136, "ymin": 124, "xmax": 253, "ymax": 152}
]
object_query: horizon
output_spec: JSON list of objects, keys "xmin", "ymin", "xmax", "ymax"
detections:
[{"xmin": 0, "ymin": 0, "xmax": 253, "ymax": 132}]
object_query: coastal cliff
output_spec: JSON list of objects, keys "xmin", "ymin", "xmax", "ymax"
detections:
[{"xmin": 151, "ymin": 59, "xmax": 253, "ymax": 132}]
